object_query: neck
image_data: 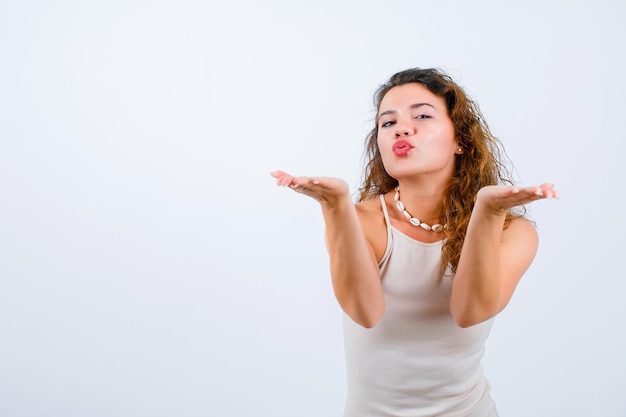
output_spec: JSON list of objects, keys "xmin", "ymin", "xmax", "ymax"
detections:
[
  {"xmin": 394, "ymin": 180, "xmax": 446, "ymax": 221},
  {"xmin": 393, "ymin": 185, "xmax": 447, "ymax": 232}
]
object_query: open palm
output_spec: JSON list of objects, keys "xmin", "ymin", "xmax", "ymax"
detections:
[
  {"xmin": 271, "ymin": 170, "xmax": 350, "ymax": 206},
  {"xmin": 476, "ymin": 183, "xmax": 559, "ymax": 215}
]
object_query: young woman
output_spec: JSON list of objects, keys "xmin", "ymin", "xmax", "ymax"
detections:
[{"xmin": 271, "ymin": 68, "xmax": 557, "ymax": 417}]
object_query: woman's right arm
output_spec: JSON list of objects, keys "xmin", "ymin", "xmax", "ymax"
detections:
[{"xmin": 271, "ymin": 171, "xmax": 384, "ymax": 328}]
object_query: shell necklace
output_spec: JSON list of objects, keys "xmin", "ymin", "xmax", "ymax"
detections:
[{"xmin": 393, "ymin": 186, "xmax": 447, "ymax": 233}]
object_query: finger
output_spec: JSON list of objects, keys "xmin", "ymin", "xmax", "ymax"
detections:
[
  {"xmin": 523, "ymin": 184, "xmax": 558, "ymax": 199},
  {"xmin": 289, "ymin": 176, "xmax": 310, "ymax": 187},
  {"xmin": 290, "ymin": 180, "xmax": 307, "ymax": 190},
  {"xmin": 509, "ymin": 190, "xmax": 554, "ymax": 206},
  {"xmin": 295, "ymin": 177, "xmax": 322, "ymax": 188},
  {"xmin": 539, "ymin": 183, "xmax": 559, "ymax": 199},
  {"xmin": 489, "ymin": 188, "xmax": 544, "ymax": 209},
  {"xmin": 271, "ymin": 170, "xmax": 296, "ymax": 187},
  {"xmin": 289, "ymin": 180, "xmax": 325, "ymax": 202},
  {"xmin": 290, "ymin": 175, "xmax": 326, "ymax": 187},
  {"xmin": 279, "ymin": 175, "xmax": 295, "ymax": 187},
  {"xmin": 290, "ymin": 176, "xmax": 326, "ymax": 191},
  {"xmin": 515, "ymin": 185, "xmax": 545, "ymax": 197},
  {"xmin": 270, "ymin": 170, "xmax": 293, "ymax": 179}
]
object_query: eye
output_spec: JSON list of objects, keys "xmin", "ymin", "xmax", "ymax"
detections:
[
  {"xmin": 380, "ymin": 120, "xmax": 395, "ymax": 128},
  {"xmin": 414, "ymin": 114, "xmax": 432, "ymax": 120}
]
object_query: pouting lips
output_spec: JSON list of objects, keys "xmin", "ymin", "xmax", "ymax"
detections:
[{"xmin": 392, "ymin": 140, "xmax": 414, "ymax": 156}]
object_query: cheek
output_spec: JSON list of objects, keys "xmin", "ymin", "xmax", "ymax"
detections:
[
  {"xmin": 376, "ymin": 141, "xmax": 394, "ymax": 170},
  {"xmin": 428, "ymin": 125, "xmax": 456, "ymax": 149},
  {"xmin": 377, "ymin": 135, "xmax": 393, "ymax": 155},
  {"xmin": 377, "ymin": 130, "xmax": 389, "ymax": 144},
  {"xmin": 376, "ymin": 135, "xmax": 388, "ymax": 155}
]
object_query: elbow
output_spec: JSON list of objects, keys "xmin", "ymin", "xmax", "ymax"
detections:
[
  {"xmin": 359, "ymin": 313, "xmax": 382, "ymax": 329},
  {"xmin": 451, "ymin": 307, "xmax": 496, "ymax": 328},
  {"xmin": 347, "ymin": 304, "xmax": 385, "ymax": 329},
  {"xmin": 450, "ymin": 295, "xmax": 503, "ymax": 328},
  {"xmin": 454, "ymin": 315, "xmax": 482, "ymax": 328},
  {"xmin": 336, "ymin": 289, "xmax": 385, "ymax": 328}
]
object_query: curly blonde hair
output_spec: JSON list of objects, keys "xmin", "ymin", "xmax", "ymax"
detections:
[{"xmin": 358, "ymin": 68, "xmax": 523, "ymax": 272}]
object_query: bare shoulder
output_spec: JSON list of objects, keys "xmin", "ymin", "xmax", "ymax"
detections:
[
  {"xmin": 502, "ymin": 217, "xmax": 539, "ymax": 261},
  {"xmin": 356, "ymin": 196, "xmax": 382, "ymax": 215},
  {"xmin": 355, "ymin": 196, "xmax": 386, "ymax": 228},
  {"xmin": 355, "ymin": 196, "xmax": 388, "ymax": 261},
  {"xmin": 504, "ymin": 217, "xmax": 538, "ymax": 242}
]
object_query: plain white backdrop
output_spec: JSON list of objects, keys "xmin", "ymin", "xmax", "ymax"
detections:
[{"xmin": 1, "ymin": 1, "xmax": 625, "ymax": 416}]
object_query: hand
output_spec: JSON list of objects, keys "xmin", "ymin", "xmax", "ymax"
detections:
[
  {"xmin": 270, "ymin": 170, "xmax": 350, "ymax": 206},
  {"xmin": 476, "ymin": 183, "xmax": 559, "ymax": 215}
]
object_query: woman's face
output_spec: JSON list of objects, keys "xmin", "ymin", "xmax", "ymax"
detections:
[{"xmin": 377, "ymin": 83, "xmax": 460, "ymax": 182}]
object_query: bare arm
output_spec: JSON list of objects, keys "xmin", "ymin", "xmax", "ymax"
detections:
[
  {"xmin": 271, "ymin": 171, "xmax": 384, "ymax": 328},
  {"xmin": 450, "ymin": 184, "xmax": 558, "ymax": 327}
]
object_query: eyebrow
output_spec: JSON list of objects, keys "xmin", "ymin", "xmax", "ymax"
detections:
[{"xmin": 378, "ymin": 102, "xmax": 436, "ymax": 118}]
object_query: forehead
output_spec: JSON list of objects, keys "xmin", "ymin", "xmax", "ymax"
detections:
[{"xmin": 379, "ymin": 83, "xmax": 446, "ymax": 112}]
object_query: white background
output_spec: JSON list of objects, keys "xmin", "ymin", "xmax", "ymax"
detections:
[{"xmin": 1, "ymin": 1, "xmax": 625, "ymax": 416}]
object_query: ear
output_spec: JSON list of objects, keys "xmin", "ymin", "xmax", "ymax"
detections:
[{"xmin": 455, "ymin": 145, "xmax": 464, "ymax": 154}]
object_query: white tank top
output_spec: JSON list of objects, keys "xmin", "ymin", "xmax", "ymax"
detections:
[{"xmin": 342, "ymin": 195, "xmax": 498, "ymax": 417}]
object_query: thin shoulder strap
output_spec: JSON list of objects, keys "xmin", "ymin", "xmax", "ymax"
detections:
[
  {"xmin": 379, "ymin": 194, "xmax": 391, "ymax": 225},
  {"xmin": 378, "ymin": 194, "xmax": 393, "ymax": 269}
]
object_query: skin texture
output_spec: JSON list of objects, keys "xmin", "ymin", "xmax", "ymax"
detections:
[
  {"xmin": 271, "ymin": 83, "xmax": 558, "ymax": 328},
  {"xmin": 377, "ymin": 83, "xmax": 460, "ymax": 186}
]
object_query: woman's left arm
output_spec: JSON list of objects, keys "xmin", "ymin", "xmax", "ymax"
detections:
[{"xmin": 450, "ymin": 184, "xmax": 558, "ymax": 327}]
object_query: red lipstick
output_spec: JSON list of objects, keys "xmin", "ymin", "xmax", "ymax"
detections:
[{"xmin": 392, "ymin": 140, "xmax": 414, "ymax": 157}]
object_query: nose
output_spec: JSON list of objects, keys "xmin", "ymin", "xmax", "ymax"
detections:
[
  {"xmin": 394, "ymin": 121, "xmax": 415, "ymax": 138},
  {"xmin": 395, "ymin": 129, "xmax": 410, "ymax": 138}
]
